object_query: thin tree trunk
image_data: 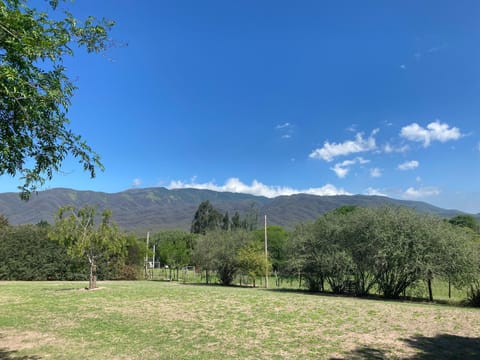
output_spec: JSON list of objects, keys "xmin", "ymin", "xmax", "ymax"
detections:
[
  {"xmin": 448, "ymin": 279, "xmax": 451, "ymax": 299},
  {"xmin": 89, "ymin": 257, "xmax": 97, "ymax": 290},
  {"xmin": 427, "ymin": 279, "xmax": 433, "ymax": 302}
]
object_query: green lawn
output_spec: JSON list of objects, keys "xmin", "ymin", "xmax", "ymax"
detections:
[{"xmin": 0, "ymin": 281, "xmax": 479, "ymax": 359}]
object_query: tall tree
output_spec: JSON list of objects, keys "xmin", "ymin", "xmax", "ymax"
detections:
[
  {"xmin": 190, "ymin": 200, "xmax": 223, "ymax": 234},
  {"xmin": 231, "ymin": 211, "xmax": 241, "ymax": 230},
  {"xmin": 222, "ymin": 211, "xmax": 230, "ymax": 231},
  {"xmin": 49, "ymin": 206, "xmax": 125, "ymax": 289},
  {"xmin": 0, "ymin": 0, "xmax": 114, "ymax": 199}
]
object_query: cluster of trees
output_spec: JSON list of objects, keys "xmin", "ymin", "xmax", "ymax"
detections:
[
  {"xmin": 0, "ymin": 208, "xmax": 146, "ymax": 288},
  {"xmin": 191, "ymin": 201, "xmax": 259, "ymax": 234},
  {"xmin": 190, "ymin": 203, "xmax": 480, "ymax": 301},
  {"xmin": 151, "ymin": 201, "xmax": 278, "ymax": 287},
  {"xmin": 289, "ymin": 207, "xmax": 479, "ymax": 300},
  {"xmin": 154, "ymin": 202, "xmax": 480, "ymax": 304}
]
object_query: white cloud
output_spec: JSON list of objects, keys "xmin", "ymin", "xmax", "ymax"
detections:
[
  {"xmin": 398, "ymin": 160, "xmax": 419, "ymax": 171},
  {"xmin": 281, "ymin": 134, "xmax": 291, "ymax": 139},
  {"xmin": 167, "ymin": 177, "xmax": 350, "ymax": 198},
  {"xmin": 416, "ymin": 176, "xmax": 422, "ymax": 183},
  {"xmin": 331, "ymin": 157, "xmax": 370, "ymax": 178},
  {"xmin": 403, "ymin": 186, "xmax": 440, "ymax": 199},
  {"xmin": 383, "ymin": 143, "xmax": 409, "ymax": 154},
  {"xmin": 400, "ymin": 64, "xmax": 406, "ymax": 70},
  {"xmin": 276, "ymin": 122, "xmax": 291, "ymax": 129},
  {"xmin": 365, "ymin": 187, "xmax": 387, "ymax": 196},
  {"xmin": 132, "ymin": 178, "xmax": 142, "ymax": 187},
  {"xmin": 331, "ymin": 163, "xmax": 350, "ymax": 178},
  {"xmin": 309, "ymin": 129, "xmax": 378, "ymax": 162},
  {"xmin": 370, "ymin": 168, "xmax": 382, "ymax": 178},
  {"xmin": 400, "ymin": 120, "xmax": 462, "ymax": 147}
]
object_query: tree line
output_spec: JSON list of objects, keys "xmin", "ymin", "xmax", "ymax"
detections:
[
  {"xmin": 1, "ymin": 200, "xmax": 479, "ymax": 305},
  {"xmin": 0, "ymin": 208, "xmax": 146, "ymax": 288}
]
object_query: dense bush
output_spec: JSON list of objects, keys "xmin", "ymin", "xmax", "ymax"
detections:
[
  {"xmin": 289, "ymin": 206, "xmax": 478, "ymax": 300},
  {"xmin": 0, "ymin": 224, "xmax": 145, "ymax": 281},
  {"xmin": 0, "ymin": 225, "xmax": 87, "ymax": 280}
]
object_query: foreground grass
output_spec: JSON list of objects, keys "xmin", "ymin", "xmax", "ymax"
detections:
[{"xmin": 0, "ymin": 281, "xmax": 479, "ymax": 359}]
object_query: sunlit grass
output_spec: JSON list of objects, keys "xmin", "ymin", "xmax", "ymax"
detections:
[{"xmin": 0, "ymin": 281, "xmax": 479, "ymax": 359}]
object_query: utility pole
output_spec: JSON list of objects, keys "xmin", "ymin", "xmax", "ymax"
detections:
[
  {"xmin": 264, "ymin": 214, "xmax": 268, "ymax": 289},
  {"xmin": 144, "ymin": 231, "xmax": 149, "ymax": 279},
  {"xmin": 152, "ymin": 243, "xmax": 156, "ymax": 280}
]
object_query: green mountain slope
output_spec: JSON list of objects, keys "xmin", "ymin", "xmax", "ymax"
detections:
[{"xmin": 0, "ymin": 187, "xmax": 468, "ymax": 233}]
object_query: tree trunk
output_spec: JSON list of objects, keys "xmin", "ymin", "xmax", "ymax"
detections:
[
  {"xmin": 427, "ymin": 279, "xmax": 433, "ymax": 302},
  {"xmin": 89, "ymin": 257, "xmax": 97, "ymax": 290},
  {"xmin": 448, "ymin": 279, "xmax": 451, "ymax": 299}
]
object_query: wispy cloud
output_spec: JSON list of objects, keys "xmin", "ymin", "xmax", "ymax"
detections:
[
  {"xmin": 398, "ymin": 160, "xmax": 419, "ymax": 171},
  {"xmin": 427, "ymin": 44, "xmax": 447, "ymax": 53},
  {"xmin": 400, "ymin": 64, "xmax": 406, "ymax": 70},
  {"xmin": 400, "ymin": 120, "xmax": 462, "ymax": 147},
  {"xmin": 383, "ymin": 143, "xmax": 409, "ymax": 154},
  {"xmin": 346, "ymin": 124, "xmax": 357, "ymax": 132},
  {"xmin": 275, "ymin": 122, "xmax": 291, "ymax": 129},
  {"xmin": 310, "ymin": 129, "xmax": 378, "ymax": 162},
  {"xmin": 132, "ymin": 178, "xmax": 142, "ymax": 187},
  {"xmin": 331, "ymin": 157, "xmax": 369, "ymax": 178},
  {"xmin": 365, "ymin": 187, "xmax": 387, "ymax": 196},
  {"xmin": 403, "ymin": 186, "xmax": 440, "ymax": 199},
  {"xmin": 275, "ymin": 122, "xmax": 294, "ymax": 139},
  {"xmin": 168, "ymin": 177, "xmax": 350, "ymax": 198},
  {"xmin": 370, "ymin": 168, "xmax": 382, "ymax": 178}
]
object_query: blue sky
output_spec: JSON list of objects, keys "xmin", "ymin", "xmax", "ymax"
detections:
[{"xmin": 3, "ymin": 0, "xmax": 480, "ymax": 213}]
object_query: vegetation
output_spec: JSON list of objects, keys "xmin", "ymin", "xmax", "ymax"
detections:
[
  {"xmin": 0, "ymin": 0, "xmax": 113, "ymax": 198},
  {"xmin": 152, "ymin": 230, "xmax": 195, "ymax": 280},
  {"xmin": 0, "ymin": 199, "xmax": 479, "ymax": 305},
  {"xmin": 49, "ymin": 206, "xmax": 127, "ymax": 289},
  {"xmin": 0, "ymin": 223, "xmax": 87, "ymax": 280},
  {"xmin": 289, "ymin": 206, "xmax": 479, "ymax": 300},
  {"xmin": 1, "ymin": 281, "xmax": 480, "ymax": 359}
]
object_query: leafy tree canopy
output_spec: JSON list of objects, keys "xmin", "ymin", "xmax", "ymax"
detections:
[
  {"xmin": 49, "ymin": 205, "xmax": 124, "ymax": 289},
  {"xmin": 449, "ymin": 215, "xmax": 480, "ymax": 233},
  {"xmin": 0, "ymin": 0, "xmax": 114, "ymax": 199}
]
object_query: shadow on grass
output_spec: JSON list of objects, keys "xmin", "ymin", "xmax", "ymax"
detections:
[
  {"xmin": 266, "ymin": 287, "xmax": 466, "ymax": 308},
  {"xmin": 333, "ymin": 334, "xmax": 480, "ymax": 359},
  {"xmin": 0, "ymin": 349, "xmax": 40, "ymax": 360}
]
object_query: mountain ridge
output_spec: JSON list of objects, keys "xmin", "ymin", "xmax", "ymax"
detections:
[{"xmin": 0, "ymin": 187, "xmax": 469, "ymax": 233}]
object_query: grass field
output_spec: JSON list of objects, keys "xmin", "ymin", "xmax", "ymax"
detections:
[{"xmin": 0, "ymin": 281, "xmax": 479, "ymax": 359}]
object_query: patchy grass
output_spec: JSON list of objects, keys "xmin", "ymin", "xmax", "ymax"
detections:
[{"xmin": 0, "ymin": 281, "xmax": 479, "ymax": 359}]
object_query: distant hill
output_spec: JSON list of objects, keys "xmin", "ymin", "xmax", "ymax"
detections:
[{"xmin": 0, "ymin": 187, "xmax": 468, "ymax": 233}]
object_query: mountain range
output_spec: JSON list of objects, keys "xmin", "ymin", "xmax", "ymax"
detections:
[{"xmin": 0, "ymin": 187, "xmax": 471, "ymax": 233}]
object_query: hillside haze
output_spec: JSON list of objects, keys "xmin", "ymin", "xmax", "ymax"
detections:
[{"xmin": 0, "ymin": 187, "xmax": 466, "ymax": 233}]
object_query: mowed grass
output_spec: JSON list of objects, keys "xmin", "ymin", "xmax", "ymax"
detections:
[{"xmin": 0, "ymin": 281, "xmax": 479, "ymax": 359}]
